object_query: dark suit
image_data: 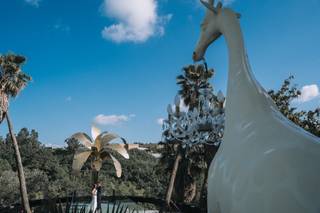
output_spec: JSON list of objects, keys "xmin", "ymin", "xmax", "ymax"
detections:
[{"xmin": 97, "ymin": 185, "xmax": 102, "ymax": 210}]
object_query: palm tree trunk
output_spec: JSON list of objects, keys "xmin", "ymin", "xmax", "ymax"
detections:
[
  {"xmin": 165, "ymin": 151, "xmax": 182, "ymax": 207},
  {"xmin": 199, "ymin": 169, "xmax": 209, "ymax": 210},
  {"xmin": 183, "ymin": 165, "xmax": 197, "ymax": 203},
  {"xmin": 92, "ymin": 169, "xmax": 99, "ymax": 184},
  {"xmin": 6, "ymin": 112, "xmax": 31, "ymax": 213},
  {"xmin": 0, "ymin": 92, "xmax": 8, "ymax": 124},
  {"xmin": 184, "ymin": 180, "xmax": 197, "ymax": 203}
]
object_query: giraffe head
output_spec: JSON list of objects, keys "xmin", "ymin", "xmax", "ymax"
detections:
[{"xmin": 193, "ymin": 0, "xmax": 240, "ymax": 61}]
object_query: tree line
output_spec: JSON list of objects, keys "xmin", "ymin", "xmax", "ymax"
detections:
[
  {"xmin": 0, "ymin": 132, "xmax": 168, "ymax": 207},
  {"xmin": 0, "ymin": 53, "xmax": 319, "ymax": 212}
]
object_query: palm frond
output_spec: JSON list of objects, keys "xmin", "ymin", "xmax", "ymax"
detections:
[{"xmin": 0, "ymin": 53, "xmax": 31, "ymax": 98}]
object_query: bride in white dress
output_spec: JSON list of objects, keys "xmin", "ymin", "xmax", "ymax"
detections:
[{"xmin": 90, "ymin": 184, "xmax": 97, "ymax": 213}]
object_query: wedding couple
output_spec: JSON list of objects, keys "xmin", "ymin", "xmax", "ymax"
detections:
[{"xmin": 90, "ymin": 182, "xmax": 102, "ymax": 213}]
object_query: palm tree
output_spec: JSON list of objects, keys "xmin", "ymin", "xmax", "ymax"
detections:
[
  {"xmin": 162, "ymin": 142, "xmax": 202, "ymax": 205},
  {"xmin": 164, "ymin": 141, "xmax": 182, "ymax": 207},
  {"xmin": 176, "ymin": 64, "xmax": 213, "ymax": 110},
  {"xmin": 180, "ymin": 65, "xmax": 225, "ymax": 209},
  {"xmin": 71, "ymin": 125, "xmax": 132, "ymax": 183},
  {"xmin": 0, "ymin": 53, "xmax": 32, "ymax": 213},
  {"xmin": 163, "ymin": 64, "xmax": 224, "ymax": 208}
]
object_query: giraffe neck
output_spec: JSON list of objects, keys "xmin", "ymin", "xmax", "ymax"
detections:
[{"xmin": 219, "ymin": 12, "xmax": 278, "ymax": 141}]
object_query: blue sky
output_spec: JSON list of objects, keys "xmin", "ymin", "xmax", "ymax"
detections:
[{"xmin": 0, "ymin": 0, "xmax": 319, "ymax": 146}]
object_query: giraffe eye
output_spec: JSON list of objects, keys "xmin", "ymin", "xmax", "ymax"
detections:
[{"xmin": 201, "ymin": 24, "xmax": 207, "ymax": 30}]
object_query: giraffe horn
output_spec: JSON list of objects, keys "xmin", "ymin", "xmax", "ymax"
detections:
[{"xmin": 200, "ymin": 0, "xmax": 217, "ymax": 13}]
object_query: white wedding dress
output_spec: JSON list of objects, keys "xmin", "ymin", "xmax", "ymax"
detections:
[{"xmin": 90, "ymin": 188, "xmax": 97, "ymax": 213}]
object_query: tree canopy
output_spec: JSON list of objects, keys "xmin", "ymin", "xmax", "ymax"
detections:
[{"xmin": 0, "ymin": 75, "xmax": 318, "ymax": 208}]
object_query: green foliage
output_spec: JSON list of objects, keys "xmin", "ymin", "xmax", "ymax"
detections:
[
  {"xmin": 0, "ymin": 170, "xmax": 19, "ymax": 206},
  {"xmin": 0, "ymin": 128, "xmax": 167, "ymax": 207},
  {"xmin": 0, "ymin": 169, "xmax": 49, "ymax": 206},
  {"xmin": 268, "ymin": 76, "xmax": 302, "ymax": 119},
  {"xmin": 25, "ymin": 169, "xmax": 49, "ymax": 200},
  {"xmin": 268, "ymin": 76, "xmax": 320, "ymax": 137},
  {"xmin": 0, "ymin": 158, "xmax": 11, "ymax": 173},
  {"xmin": 0, "ymin": 53, "xmax": 31, "ymax": 97},
  {"xmin": 0, "ymin": 53, "xmax": 32, "ymax": 123}
]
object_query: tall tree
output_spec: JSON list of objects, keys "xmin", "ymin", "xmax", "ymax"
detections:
[
  {"xmin": 268, "ymin": 76, "xmax": 320, "ymax": 137},
  {"xmin": 162, "ymin": 64, "xmax": 224, "ymax": 207},
  {"xmin": 0, "ymin": 54, "xmax": 32, "ymax": 213}
]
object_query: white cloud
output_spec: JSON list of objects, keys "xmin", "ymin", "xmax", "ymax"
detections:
[
  {"xmin": 53, "ymin": 23, "xmax": 71, "ymax": 33},
  {"xmin": 101, "ymin": 0, "xmax": 172, "ymax": 43},
  {"xmin": 295, "ymin": 84, "xmax": 319, "ymax": 103},
  {"xmin": 157, "ymin": 118, "xmax": 165, "ymax": 125},
  {"xmin": 25, "ymin": 0, "xmax": 41, "ymax": 7},
  {"xmin": 65, "ymin": 96, "xmax": 72, "ymax": 102},
  {"xmin": 93, "ymin": 114, "xmax": 134, "ymax": 125}
]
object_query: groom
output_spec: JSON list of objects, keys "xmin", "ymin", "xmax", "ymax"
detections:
[{"xmin": 96, "ymin": 182, "xmax": 102, "ymax": 212}]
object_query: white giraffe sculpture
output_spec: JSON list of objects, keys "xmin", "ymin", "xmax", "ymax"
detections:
[{"xmin": 193, "ymin": 1, "xmax": 320, "ymax": 213}]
